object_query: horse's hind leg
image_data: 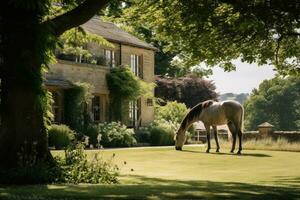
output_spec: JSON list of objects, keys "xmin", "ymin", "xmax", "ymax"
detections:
[
  {"xmin": 227, "ymin": 122, "xmax": 237, "ymax": 153},
  {"xmin": 237, "ymin": 130, "xmax": 243, "ymax": 154},
  {"xmin": 213, "ymin": 126, "xmax": 220, "ymax": 152},
  {"xmin": 205, "ymin": 125, "xmax": 211, "ymax": 153}
]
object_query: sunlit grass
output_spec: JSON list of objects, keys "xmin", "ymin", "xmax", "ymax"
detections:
[{"xmin": 1, "ymin": 146, "xmax": 300, "ymax": 199}]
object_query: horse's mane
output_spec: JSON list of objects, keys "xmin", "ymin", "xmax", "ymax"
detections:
[{"xmin": 179, "ymin": 100, "xmax": 214, "ymax": 131}]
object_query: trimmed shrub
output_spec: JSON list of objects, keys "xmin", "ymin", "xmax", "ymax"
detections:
[
  {"xmin": 135, "ymin": 127, "xmax": 151, "ymax": 143},
  {"xmin": 149, "ymin": 119, "xmax": 178, "ymax": 146},
  {"xmin": 48, "ymin": 124, "xmax": 76, "ymax": 149},
  {"xmin": 98, "ymin": 122, "xmax": 137, "ymax": 147},
  {"xmin": 150, "ymin": 126, "xmax": 174, "ymax": 146}
]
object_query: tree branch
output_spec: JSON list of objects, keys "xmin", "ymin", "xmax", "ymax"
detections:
[
  {"xmin": 45, "ymin": 0, "xmax": 111, "ymax": 37},
  {"xmin": 275, "ymin": 34, "xmax": 283, "ymax": 66}
]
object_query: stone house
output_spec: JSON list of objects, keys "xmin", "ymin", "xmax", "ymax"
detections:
[{"xmin": 45, "ymin": 17, "xmax": 156, "ymax": 128}]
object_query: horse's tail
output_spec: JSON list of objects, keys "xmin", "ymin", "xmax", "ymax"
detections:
[{"xmin": 239, "ymin": 105, "xmax": 244, "ymax": 132}]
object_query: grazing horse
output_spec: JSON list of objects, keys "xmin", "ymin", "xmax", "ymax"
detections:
[{"xmin": 175, "ymin": 100, "xmax": 244, "ymax": 154}]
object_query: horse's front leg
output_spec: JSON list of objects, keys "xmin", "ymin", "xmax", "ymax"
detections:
[
  {"xmin": 205, "ymin": 125, "xmax": 211, "ymax": 153},
  {"xmin": 213, "ymin": 126, "xmax": 220, "ymax": 152}
]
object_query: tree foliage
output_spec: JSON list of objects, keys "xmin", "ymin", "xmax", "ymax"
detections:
[
  {"xmin": 57, "ymin": 27, "xmax": 112, "ymax": 63},
  {"xmin": 116, "ymin": 0, "xmax": 300, "ymax": 76},
  {"xmin": 244, "ymin": 76, "xmax": 300, "ymax": 131},
  {"xmin": 155, "ymin": 75, "xmax": 218, "ymax": 108},
  {"xmin": 103, "ymin": 1, "xmax": 202, "ymax": 77}
]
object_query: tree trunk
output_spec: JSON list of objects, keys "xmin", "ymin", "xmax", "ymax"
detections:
[
  {"xmin": 0, "ymin": 77, "xmax": 52, "ymax": 169},
  {"xmin": 0, "ymin": 3, "xmax": 53, "ymax": 170},
  {"xmin": 0, "ymin": 0, "xmax": 110, "ymax": 174}
]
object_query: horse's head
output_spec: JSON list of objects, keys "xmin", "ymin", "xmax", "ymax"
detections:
[{"xmin": 174, "ymin": 128, "xmax": 186, "ymax": 151}]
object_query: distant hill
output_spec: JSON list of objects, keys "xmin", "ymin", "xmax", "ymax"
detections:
[{"xmin": 219, "ymin": 93, "xmax": 249, "ymax": 104}]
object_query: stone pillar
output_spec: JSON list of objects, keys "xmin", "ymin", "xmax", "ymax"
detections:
[{"xmin": 258, "ymin": 122, "xmax": 274, "ymax": 137}]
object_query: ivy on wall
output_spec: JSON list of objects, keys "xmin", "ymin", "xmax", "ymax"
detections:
[
  {"xmin": 106, "ymin": 66, "xmax": 154, "ymax": 123},
  {"xmin": 64, "ymin": 82, "xmax": 93, "ymax": 132},
  {"xmin": 41, "ymin": 90, "xmax": 54, "ymax": 130}
]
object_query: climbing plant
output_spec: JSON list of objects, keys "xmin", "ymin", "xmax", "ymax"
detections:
[
  {"xmin": 106, "ymin": 66, "xmax": 154, "ymax": 122},
  {"xmin": 64, "ymin": 82, "xmax": 93, "ymax": 133}
]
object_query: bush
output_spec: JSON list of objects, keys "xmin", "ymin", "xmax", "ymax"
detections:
[
  {"xmin": 150, "ymin": 126, "xmax": 174, "ymax": 146},
  {"xmin": 57, "ymin": 143, "xmax": 119, "ymax": 184},
  {"xmin": 135, "ymin": 127, "xmax": 151, "ymax": 143},
  {"xmin": 149, "ymin": 117, "xmax": 194, "ymax": 146},
  {"xmin": 155, "ymin": 101, "xmax": 188, "ymax": 124},
  {"xmin": 48, "ymin": 124, "xmax": 76, "ymax": 149},
  {"xmin": 149, "ymin": 101, "xmax": 194, "ymax": 146},
  {"xmin": 149, "ymin": 119, "xmax": 179, "ymax": 146},
  {"xmin": 0, "ymin": 143, "xmax": 119, "ymax": 184},
  {"xmin": 99, "ymin": 122, "xmax": 137, "ymax": 147},
  {"xmin": 84, "ymin": 124, "xmax": 100, "ymax": 147}
]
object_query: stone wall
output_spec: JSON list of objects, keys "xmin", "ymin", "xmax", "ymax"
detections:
[
  {"xmin": 47, "ymin": 60, "xmax": 110, "ymax": 94},
  {"xmin": 196, "ymin": 130, "xmax": 300, "ymax": 143},
  {"xmin": 47, "ymin": 42, "xmax": 155, "ymax": 126}
]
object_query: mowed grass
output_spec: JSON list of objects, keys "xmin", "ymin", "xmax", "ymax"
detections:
[{"xmin": 1, "ymin": 145, "xmax": 300, "ymax": 200}]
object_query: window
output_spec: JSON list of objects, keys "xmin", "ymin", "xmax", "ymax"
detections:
[
  {"xmin": 146, "ymin": 98, "xmax": 153, "ymax": 106},
  {"xmin": 104, "ymin": 49, "xmax": 115, "ymax": 67},
  {"xmin": 130, "ymin": 54, "xmax": 143, "ymax": 78},
  {"xmin": 92, "ymin": 96, "xmax": 101, "ymax": 121},
  {"xmin": 129, "ymin": 99, "xmax": 141, "ymax": 128}
]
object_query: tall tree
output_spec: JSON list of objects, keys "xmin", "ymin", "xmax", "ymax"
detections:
[
  {"xmin": 244, "ymin": 77, "xmax": 300, "ymax": 130},
  {"xmin": 155, "ymin": 76, "xmax": 218, "ymax": 108},
  {"xmin": 0, "ymin": 0, "xmax": 110, "ymax": 171},
  {"xmin": 118, "ymin": 0, "xmax": 300, "ymax": 76}
]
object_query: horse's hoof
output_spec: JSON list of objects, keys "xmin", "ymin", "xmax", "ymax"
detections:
[
  {"xmin": 175, "ymin": 146, "xmax": 182, "ymax": 151},
  {"xmin": 237, "ymin": 151, "xmax": 242, "ymax": 155},
  {"xmin": 216, "ymin": 149, "xmax": 220, "ymax": 153},
  {"xmin": 206, "ymin": 149, "xmax": 210, "ymax": 153},
  {"xmin": 230, "ymin": 150, "xmax": 234, "ymax": 153}
]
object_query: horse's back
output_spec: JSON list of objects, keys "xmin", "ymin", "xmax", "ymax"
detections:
[
  {"xmin": 221, "ymin": 100, "xmax": 243, "ymax": 111},
  {"xmin": 200, "ymin": 101, "xmax": 227, "ymax": 125},
  {"xmin": 199, "ymin": 100, "xmax": 243, "ymax": 126}
]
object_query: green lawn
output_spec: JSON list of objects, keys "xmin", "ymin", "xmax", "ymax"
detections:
[{"xmin": 1, "ymin": 145, "xmax": 300, "ymax": 200}]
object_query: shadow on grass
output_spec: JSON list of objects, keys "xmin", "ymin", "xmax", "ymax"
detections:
[
  {"xmin": 1, "ymin": 175, "xmax": 299, "ymax": 200},
  {"xmin": 181, "ymin": 150, "xmax": 272, "ymax": 157}
]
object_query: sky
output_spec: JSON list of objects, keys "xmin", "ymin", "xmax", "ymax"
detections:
[{"xmin": 207, "ymin": 60, "xmax": 276, "ymax": 94}]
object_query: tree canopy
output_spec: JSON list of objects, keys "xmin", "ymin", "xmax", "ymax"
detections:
[
  {"xmin": 104, "ymin": 0, "xmax": 211, "ymax": 77},
  {"xmin": 111, "ymin": 0, "xmax": 300, "ymax": 76},
  {"xmin": 244, "ymin": 76, "xmax": 300, "ymax": 131},
  {"xmin": 155, "ymin": 76, "xmax": 218, "ymax": 108}
]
